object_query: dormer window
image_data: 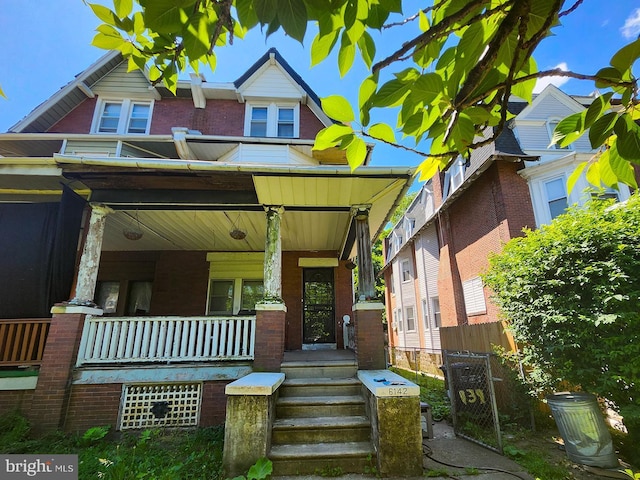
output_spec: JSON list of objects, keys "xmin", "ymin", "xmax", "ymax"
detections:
[
  {"xmin": 245, "ymin": 103, "xmax": 299, "ymax": 138},
  {"xmin": 93, "ymin": 99, "xmax": 152, "ymax": 135},
  {"xmin": 547, "ymin": 119, "xmax": 571, "ymax": 150},
  {"xmin": 442, "ymin": 157, "xmax": 466, "ymax": 198}
]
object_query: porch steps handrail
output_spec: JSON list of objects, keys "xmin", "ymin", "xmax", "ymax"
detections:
[
  {"xmin": 77, "ymin": 316, "xmax": 256, "ymax": 365},
  {"xmin": 0, "ymin": 318, "xmax": 51, "ymax": 367}
]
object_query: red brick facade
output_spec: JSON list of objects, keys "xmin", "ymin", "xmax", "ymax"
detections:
[
  {"xmin": 0, "ymin": 389, "xmax": 34, "ymax": 417},
  {"xmin": 354, "ymin": 305, "xmax": 386, "ymax": 370}
]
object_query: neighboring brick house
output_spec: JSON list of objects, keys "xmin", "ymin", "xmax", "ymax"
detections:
[
  {"xmin": 0, "ymin": 49, "xmax": 414, "ymax": 434},
  {"xmin": 383, "ymin": 85, "xmax": 634, "ymax": 368}
]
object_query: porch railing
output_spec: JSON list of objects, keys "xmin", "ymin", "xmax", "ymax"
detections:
[
  {"xmin": 77, "ymin": 316, "xmax": 256, "ymax": 366},
  {"xmin": 0, "ymin": 318, "xmax": 51, "ymax": 367}
]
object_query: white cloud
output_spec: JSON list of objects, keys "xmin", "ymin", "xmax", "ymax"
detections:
[
  {"xmin": 533, "ymin": 62, "xmax": 570, "ymax": 94},
  {"xmin": 621, "ymin": 8, "xmax": 640, "ymax": 39}
]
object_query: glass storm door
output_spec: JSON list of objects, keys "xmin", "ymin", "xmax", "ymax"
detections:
[{"xmin": 303, "ymin": 268, "xmax": 335, "ymax": 344}]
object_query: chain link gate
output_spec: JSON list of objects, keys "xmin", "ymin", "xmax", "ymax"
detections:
[{"xmin": 443, "ymin": 351, "xmax": 503, "ymax": 453}]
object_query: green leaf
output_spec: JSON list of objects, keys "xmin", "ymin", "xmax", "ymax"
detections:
[
  {"xmin": 182, "ymin": 12, "xmax": 209, "ymax": 61},
  {"xmin": 357, "ymin": 31, "xmax": 375, "ymax": 69},
  {"xmin": 236, "ymin": 0, "xmax": 259, "ymax": 29},
  {"xmin": 588, "ymin": 112, "xmax": 618, "ymax": 149},
  {"xmin": 247, "ymin": 457, "xmax": 273, "ymax": 480},
  {"xmin": 418, "ymin": 9, "xmax": 429, "ymax": 32},
  {"xmin": 607, "ymin": 140, "xmax": 638, "ymax": 187},
  {"xmin": 142, "ymin": 0, "xmax": 195, "ymax": 34},
  {"xmin": 610, "ymin": 38, "xmax": 640, "ymax": 76},
  {"xmin": 368, "ymin": 123, "xmax": 395, "ymax": 144},
  {"xmin": 614, "ymin": 114, "xmax": 640, "ymax": 162},
  {"xmin": 567, "ymin": 161, "xmax": 588, "ymax": 194},
  {"xmin": 358, "ymin": 73, "xmax": 378, "ymax": 126},
  {"xmin": 89, "ymin": 3, "xmax": 118, "ymax": 24},
  {"xmin": 411, "ymin": 73, "xmax": 443, "ymax": 104},
  {"xmin": 449, "ymin": 112, "xmax": 475, "ymax": 150},
  {"xmin": 345, "ymin": 136, "xmax": 368, "ymax": 170},
  {"xmin": 92, "ymin": 30, "xmax": 126, "ymax": 50},
  {"xmin": 595, "ymin": 67, "xmax": 622, "ymax": 89},
  {"xmin": 416, "ymin": 157, "xmax": 440, "ymax": 181},
  {"xmin": 511, "ymin": 56, "xmax": 537, "ymax": 104},
  {"xmin": 462, "ymin": 106, "xmax": 490, "ymax": 124},
  {"xmin": 313, "ymin": 124, "xmax": 354, "ymax": 150},
  {"xmin": 596, "ymin": 149, "xmax": 619, "ymax": 187},
  {"xmin": 277, "ymin": 0, "xmax": 307, "ymax": 42},
  {"xmin": 113, "ymin": 0, "xmax": 133, "ymax": 18},
  {"xmin": 311, "ymin": 30, "xmax": 340, "ymax": 67},
  {"xmin": 552, "ymin": 111, "xmax": 586, "ymax": 148},
  {"xmin": 372, "ymin": 79, "xmax": 411, "ymax": 108},
  {"xmin": 584, "ymin": 92, "xmax": 613, "ymax": 129},
  {"xmin": 338, "ymin": 31, "xmax": 356, "ymax": 77},
  {"xmin": 254, "ymin": 0, "xmax": 277, "ymax": 24},
  {"xmin": 321, "ymin": 95, "xmax": 355, "ymax": 123},
  {"xmin": 132, "ymin": 11, "xmax": 145, "ymax": 35},
  {"xmin": 365, "ymin": 3, "xmax": 390, "ymax": 29}
]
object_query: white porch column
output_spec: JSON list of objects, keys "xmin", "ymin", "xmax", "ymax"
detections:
[
  {"xmin": 354, "ymin": 206, "xmax": 375, "ymax": 301},
  {"xmin": 68, "ymin": 204, "xmax": 113, "ymax": 306},
  {"xmin": 263, "ymin": 206, "xmax": 284, "ymax": 302}
]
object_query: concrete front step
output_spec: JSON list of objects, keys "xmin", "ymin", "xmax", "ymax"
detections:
[
  {"xmin": 276, "ymin": 395, "xmax": 366, "ymax": 418},
  {"xmin": 280, "ymin": 361, "xmax": 357, "ymax": 379},
  {"xmin": 279, "ymin": 377, "xmax": 362, "ymax": 397},
  {"xmin": 272, "ymin": 415, "xmax": 370, "ymax": 444},
  {"xmin": 269, "ymin": 441, "xmax": 377, "ymax": 476}
]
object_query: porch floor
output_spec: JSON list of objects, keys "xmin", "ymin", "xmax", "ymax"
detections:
[{"xmin": 282, "ymin": 349, "xmax": 356, "ymax": 363}]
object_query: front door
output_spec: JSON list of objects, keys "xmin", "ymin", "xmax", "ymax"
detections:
[{"xmin": 303, "ymin": 268, "xmax": 335, "ymax": 345}]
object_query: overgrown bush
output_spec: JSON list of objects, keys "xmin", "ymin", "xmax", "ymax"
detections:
[{"xmin": 484, "ymin": 194, "xmax": 640, "ymax": 459}]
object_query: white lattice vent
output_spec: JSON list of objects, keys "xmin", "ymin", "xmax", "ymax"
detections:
[{"xmin": 119, "ymin": 383, "xmax": 202, "ymax": 430}]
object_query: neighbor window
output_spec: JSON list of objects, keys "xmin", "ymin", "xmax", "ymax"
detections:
[
  {"xmin": 245, "ymin": 103, "xmax": 299, "ymax": 138},
  {"xmin": 422, "ymin": 299, "xmax": 430, "ymax": 330},
  {"xmin": 401, "ymin": 260, "xmax": 412, "ymax": 282},
  {"xmin": 207, "ymin": 278, "xmax": 264, "ymax": 315},
  {"xmin": 431, "ymin": 297, "xmax": 441, "ymax": 328},
  {"xmin": 240, "ymin": 280, "xmax": 264, "ymax": 313},
  {"xmin": 405, "ymin": 306, "xmax": 416, "ymax": 332},
  {"xmin": 207, "ymin": 280, "xmax": 234, "ymax": 315},
  {"xmin": 396, "ymin": 308, "xmax": 403, "ymax": 332},
  {"xmin": 126, "ymin": 281, "xmax": 153, "ymax": 315},
  {"xmin": 95, "ymin": 280, "xmax": 153, "ymax": 316},
  {"xmin": 95, "ymin": 99, "xmax": 152, "ymax": 134},
  {"xmin": 547, "ymin": 119, "xmax": 571, "ymax": 150},
  {"xmin": 462, "ymin": 277, "xmax": 486, "ymax": 316},
  {"xmin": 545, "ymin": 177, "xmax": 568, "ymax": 220}
]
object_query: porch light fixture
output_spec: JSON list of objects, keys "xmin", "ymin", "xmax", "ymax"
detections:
[{"xmin": 123, "ymin": 210, "xmax": 144, "ymax": 241}]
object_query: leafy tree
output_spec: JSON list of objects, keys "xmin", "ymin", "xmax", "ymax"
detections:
[
  {"xmin": 390, "ymin": 191, "xmax": 417, "ymax": 227},
  {"xmin": 483, "ymin": 194, "xmax": 640, "ymax": 457},
  {"xmin": 89, "ymin": 0, "xmax": 639, "ymax": 188}
]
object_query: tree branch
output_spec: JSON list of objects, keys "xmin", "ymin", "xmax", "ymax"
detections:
[{"xmin": 559, "ymin": 0, "xmax": 584, "ymax": 17}]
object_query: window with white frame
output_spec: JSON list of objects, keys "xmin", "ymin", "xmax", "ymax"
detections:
[
  {"xmin": 422, "ymin": 299, "xmax": 430, "ymax": 329},
  {"xmin": 431, "ymin": 297, "xmax": 441, "ymax": 328},
  {"xmin": 405, "ymin": 218, "xmax": 416, "ymax": 238},
  {"xmin": 394, "ymin": 233, "xmax": 403, "ymax": 252},
  {"xmin": 405, "ymin": 306, "xmax": 416, "ymax": 331},
  {"xmin": 396, "ymin": 308, "xmax": 403, "ymax": 332},
  {"xmin": 442, "ymin": 157, "xmax": 467, "ymax": 198},
  {"xmin": 245, "ymin": 103, "xmax": 299, "ymax": 138},
  {"xmin": 462, "ymin": 277, "xmax": 486, "ymax": 316},
  {"xmin": 401, "ymin": 260, "xmax": 412, "ymax": 282},
  {"xmin": 544, "ymin": 177, "xmax": 568, "ymax": 220},
  {"xmin": 207, "ymin": 278, "xmax": 264, "ymax": 315},
  {"xmin": 390, "ymin": 272, "xmax": 395, "ymax": 295},
  {"xmin": 94, "ymin": 99, "xmax": 152, "ymax": 134}
]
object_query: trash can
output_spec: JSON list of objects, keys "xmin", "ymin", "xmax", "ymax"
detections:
[{"xmin": 546, "ymin": 392, "xmax": 619, "ymax": 468}]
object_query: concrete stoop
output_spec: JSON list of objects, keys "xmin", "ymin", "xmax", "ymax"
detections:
[{"xmin": 270, "ymin": 359, "xmax": 377, "ymax": 476}]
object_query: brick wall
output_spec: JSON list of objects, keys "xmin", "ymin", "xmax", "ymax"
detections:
[
  {"xmin": 254, "ymin": 309, "xmax": 286, "ymax": 371},
  {"xmin": 354, "ymin": 306, "xmax": 386, "ymax": 369},
  {"xmin": 200, "ymin": 381, "xmax": 230, "ymax": 426},
  {"xmin": 0, "ymin": 390, "xmax": 34, "ymax": 417},
  {"xmin": 47, "ymin": 98, "xmax": 97, "ymax": 133},
  {"xmin": 151, "ymin": 251, "xmax": 209, "ymax": 316}
]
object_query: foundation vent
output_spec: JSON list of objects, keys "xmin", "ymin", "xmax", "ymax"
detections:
[{"xmin": 119, "ymin": 383, "xmax": 202, "ymax": 430}]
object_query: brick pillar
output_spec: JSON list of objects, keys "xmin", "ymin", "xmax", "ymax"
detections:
[
  {"xmin": 354, "ymin": 302, "xmax": 386, "ymax": 370},
  {"xmin": 29, "ymin": 305, "xmax": 102, "ymax": 433},
  {"xmin": 253, "ymin": 304, "xmax": 287, "ymax": 371}
]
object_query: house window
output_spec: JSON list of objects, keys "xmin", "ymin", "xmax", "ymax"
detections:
[
  {"xmin": 545, "ymin": 177, "xmax": 568, "ymax": 220},
  {"xmin": 249, "ymin": 107, "xmax": 268, "ymax": 137},
  {"xmin": 96, "ymin": 281, "xmax": 120, "ymax": 314},
  {"xmin": 422, "ymin": 299, "xmax": 430, "ymax": 330},
  {"xmin": 390, "ymin": 272, "xmax": 395, "ymax": 295},
  {"xmin": 442, "ymin": 157, "xmax": 466, "ymax": 198},
  {"xmin": 240, "ymin": 280, "xmax": 264, "ymax": 313},
  {"xmin": 396, "ymin": 308, "xmax": 403, "ymax": 332},
  {"xmin": 405, "ymin": 306, "xmax": 416, "ymax": 332},
  {"xmin": 277, "ymin": 107, "xmax": 295, "ymax": 137},
  {"xmin": 94, "ymin": 99, "xmax": 152, "ymax": 134},
  {"xmin": 126, "ymin": 281, "xmax": 153, "ymax": 315},
  {"xmin": 208, "ymin": 280, "xmax": 234, "ymax": 315},
  {"xmin": 401, "ymin": 260, "xmax": 411, "ymax": 282},
  {"xmin": 431, "ymin": 297, "xmax": 441, "ymax": 328},
  {"xmin": 462, "ymin": 277, "xmax": 486, "ymax": 316},
  {"xmin": 394, "ymin": 234, "xmax": 403, "ymax": 252},
  {"xmin": 406, "ymin": 218, "xmax": 416, "ymax": 238},
  {"xmin": 245, "ymin": 103, "xmax": 299, "ymax": 138}
]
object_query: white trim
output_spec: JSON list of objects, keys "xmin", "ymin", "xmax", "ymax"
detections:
[
  {"xmin": 244, "ymin": 101, "xmax": 300, "ymax": 138},
  {"xmin": 462, "ymin": 277, "xmax": 486, "ymax": 316},
  {"xmin": 90, "ymin": 98, "xmax": 154, "ymax": 135}
]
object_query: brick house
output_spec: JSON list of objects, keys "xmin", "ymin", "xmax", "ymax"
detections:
[
  {"xmin": 0, "ymin": 47, "xmax": 416, "ymax": 448},
  {"xmin": 383, "ymin": 85, "xmax": 634, "ymax": 367}
]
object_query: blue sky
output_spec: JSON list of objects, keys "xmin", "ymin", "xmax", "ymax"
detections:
[{"xmin": 1, "ymin": 1, "xmax": 639, "ymax": 170}]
